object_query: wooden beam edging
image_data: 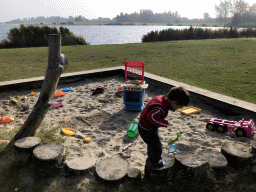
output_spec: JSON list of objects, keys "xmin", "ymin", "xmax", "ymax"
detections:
[
  {"xmin": 0, "ymin": 66, "xmax": 256, "ymax": 118},
  {"xmin": 0, "ymin": 66, "xmax": 124, "ymax": 93},
  {"xmin": 143, "ymin": 72, "xmax": 256, "ymax": 118}
]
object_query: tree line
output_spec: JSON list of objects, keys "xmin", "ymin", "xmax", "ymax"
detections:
[
  {"xmin": 115, "ymin": 9, "xmax": 180, "ymax": 24},
  {"xmin": 215, "ymin": 0, "xmax": 256, "ymax": 27},
  {"xmin": 142, "ymin": 27, "xmax": 256, "ymax": 42},
  {"xmin": 0, "ymin": 24, "xmax": 88, "ymax": 49},
  {"xmin": 8, "ymin": 15, "xmax": 114, "ymax": 24},
  {"xmin": 115, "ymin": 0, "xmax": 256, "ymax": 27}
]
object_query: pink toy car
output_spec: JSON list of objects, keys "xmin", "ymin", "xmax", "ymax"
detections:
[{"xmin": 206, "ymin": 118, "xmax": 255, "ymax": 137}]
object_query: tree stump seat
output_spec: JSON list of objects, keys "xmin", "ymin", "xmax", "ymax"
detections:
[
  {"xmin": 95, "ymin": 156, "xmax": 129, "ymax": 183},
  {"xmin": 64, "ymin": 157, "xmax": 96, "ymax": 177},
  {"xmin": 14, "ymin": 136, "xmax": 41, "ymax": 166},
  {"xmin": 128, "ymin": 168, "xmax": 141, "ymax": 182},
  {"xmin": 198, "ymin": 149, "xmax": 228, "ymax": 179},
  {"xmin": 251, "ymin": 141, "xmax": 256, "ymax": 156},
  {"xmin": 174, "ymin": 151, "xmax": 209, "ymax": 181},
  {"xmin": 221, "ymin": 141, "xmax": 254, "ymax": 168},
  {"xmin": 144, "ymin": 153, "xmax": 175, "ymax": 180},
  {"xmin": 198, "ymin": 149, "xmax": 228, "ymax": 171},
  {"xmin": 33, "ymin": 143, "xmax": 65, "ymax": 175}
]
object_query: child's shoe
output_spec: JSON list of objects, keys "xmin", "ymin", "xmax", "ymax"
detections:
[{"xmin": 149, "ymin": 160, "xmax": 165, "ymax": 168}]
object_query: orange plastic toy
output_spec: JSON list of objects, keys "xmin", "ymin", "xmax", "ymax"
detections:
[
  {"xmin": 0, "ymin": 116, "xmax": 14, "ymax": 124},
  {"xmin": 55, "ymin": 92, "xmax": 65, "ymax": 97}
]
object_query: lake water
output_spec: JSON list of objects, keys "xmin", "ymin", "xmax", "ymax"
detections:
[{"xmin": 0, "ymin": 23, "xmax": 224, "ymax": 45}]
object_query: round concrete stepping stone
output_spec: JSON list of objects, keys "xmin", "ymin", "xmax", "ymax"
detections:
[
  {"xmin": 65, "ymin": 157, "xmax": 96, "ymax": 176},
  {"xmin": 128, "ymin": 168, "xmax": 141, "ymax": 182},
  {"xmin": 95, "ymin": 156, "xmax": 129, "ymax": 183},
  {"xmin": 174, "ymin": 151, "xmax": 209, "ymax": 181},
  {"xmin": 144, "ymin": 153, "xmax": 175, "ymax": 180},
  {"xmin": 33, "ymin": 143, "xmax": 65, "ymax": 174},
  {"xmin": 221, "ymin": 141, "xmax": 254, "ymax": 168},
  {"xmin": 14, "ymin": 137, "xmax": 41, "ymax": 166}
]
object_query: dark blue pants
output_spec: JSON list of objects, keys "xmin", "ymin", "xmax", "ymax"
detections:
[{"xmin": 138, "ymin": 124, "xmax": 162, "ymax": 164}]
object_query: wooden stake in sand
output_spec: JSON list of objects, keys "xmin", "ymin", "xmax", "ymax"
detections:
[
  {"xmin": 65, "ymin": 157, "xmax": 96, "ymax": 176},
  {"xmin": 95, "ymin": 156, "xmax": 129, "ymax": 183},
  {"xmin": 144, "ymin": 153, "xmax": 175, "ymax": 180},
  {"xmin": 33, "ymin": 143, "xmax": 65, "ymax": 172},
  {"xmin": 174, "ymin": 151, "xmax": 209, "ymax": 181},
  {"xmin": 2, "ymin": 34, "xmax": 68, "ymax": 153},
  {"xmin": 14, "ymin": 137, "xmax": 41, "ymax": 166}
]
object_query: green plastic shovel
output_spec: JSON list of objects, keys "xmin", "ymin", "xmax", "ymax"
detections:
[{"xmin": 168, "ymin": 134, "xmax": 181, "ymax": 143}]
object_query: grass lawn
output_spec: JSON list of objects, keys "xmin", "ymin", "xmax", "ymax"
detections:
[{"xmin": 0, "ymin": 38, "xmax": 256, "ymax": 104}]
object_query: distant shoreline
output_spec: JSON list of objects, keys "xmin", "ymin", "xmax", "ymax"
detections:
[
  {"xmin": 1, "ymin": 22, "xmax": 255, "ymax": 29},
  {"xmin": 1, "ymin": 22, "xmax": 227, "ymax": 27}
]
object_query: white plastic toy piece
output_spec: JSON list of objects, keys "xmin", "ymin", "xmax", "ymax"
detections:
[{"xmin": 121, "ymin": 82, "xmax": 148, "ymax": 91}]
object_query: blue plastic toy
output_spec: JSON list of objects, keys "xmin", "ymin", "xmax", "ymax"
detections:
[
  {"xmin": 62, "ymin": 88, "xmax": 74, "ymax": 92},
  {"xmin": 168, "ymin": 144, "xmax": 180, "ymax": 153}
]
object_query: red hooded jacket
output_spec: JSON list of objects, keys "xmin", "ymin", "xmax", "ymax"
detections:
[{"xmin": 139, "ymin": 94, "xmax": 174, "ymax": 130}]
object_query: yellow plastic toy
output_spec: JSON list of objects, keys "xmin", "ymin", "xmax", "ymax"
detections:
[
  {"xmin": 31, "ymin": 91, "xmax": 36, "ymax": 96},
  {"xmin": 62, "ymin": 128, "xmax": 91, "ymax": 143},
  {"xmin": 17, "ymin": 96, "xmax": 28, "ymax": 99},
  {"xmin": 118, "ymin": 86, "xmax": 123, "ymax": 91},
  {"xmin": 11, "ymin": 99, "xmax": 19, "ymax": 105},
  {"xmin": 0, "ymin": 116, "xmax": 14, "ymax": 124},
  {"xmin": 178, "ymin": 106, "xmax": 202, "ymax": 115},
  {"xmin": 83, "ymin": 137, "xmax": 91, "ymax": 143},
  {"xmin": 62, "ymin": 128, "xmax": 76, "ymax": 136}
]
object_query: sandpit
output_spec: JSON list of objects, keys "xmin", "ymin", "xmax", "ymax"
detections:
[{"xmin": 0, "ymin": 74, "xmax": 255, "ymax": 172}]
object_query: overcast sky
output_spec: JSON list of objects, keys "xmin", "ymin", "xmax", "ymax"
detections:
[{"xmin": 0, "ymin": 0, "xmax": 255, "ymax": 22}]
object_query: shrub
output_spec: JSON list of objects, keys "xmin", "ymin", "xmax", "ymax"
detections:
[
  {"xmin": 142, "ymin": 27, "xmax": 256, "ymax": 43},
  {"xmin": 0, "ymin": 24, "xmax": 88, "ymax": 49}
]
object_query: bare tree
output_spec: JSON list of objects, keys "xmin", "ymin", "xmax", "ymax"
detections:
[
  {"xmin": 203, "ymin": 13, "xmax": 211, "ymax": 20},
  {"xmin": 232, "ymin": 0, "xmax": 249, "ymax": 15},
  {"xmin": 249, "ymin": 3, "xmax": 256, "ymax": 15},
  {"xmin": 215, "ymin": 0, "xmax": 233, "ymax": 26}
]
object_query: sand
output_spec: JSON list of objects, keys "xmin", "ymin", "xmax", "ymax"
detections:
[{"xmin": 0, "ymin": 74, "xmax": 255, "ymax": 172}]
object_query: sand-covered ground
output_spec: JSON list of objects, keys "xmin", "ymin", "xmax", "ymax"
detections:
[{"xmin": 0, "ymin": 74, "xmax": 255, "ymax": 173}]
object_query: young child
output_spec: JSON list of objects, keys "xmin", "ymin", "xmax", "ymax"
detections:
[{"xmin": 138, "ymin": 86, "xmax": 190, "ymax": 168}]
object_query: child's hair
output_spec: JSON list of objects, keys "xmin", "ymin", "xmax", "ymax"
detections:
[{"xmin": 166, "ymin": 86, "xmax": 190, "ymax": 106}]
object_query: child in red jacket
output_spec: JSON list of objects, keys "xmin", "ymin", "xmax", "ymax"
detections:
[{"xmin": 138, "ymin": 86, "xmax": 189, "ymax": 168}]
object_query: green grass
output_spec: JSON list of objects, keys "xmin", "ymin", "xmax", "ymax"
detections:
[
  {"xmin": 0, "ymin": 121, "xmax": 65, "ymax": 153},
  {"xmin": 0, "ymin": 38, "xmax": 256, "ymax": 104}
]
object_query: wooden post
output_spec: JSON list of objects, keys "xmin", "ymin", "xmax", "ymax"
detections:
[
  {"xmin": 1, "ymin": 34, "xmax": 68, "ymax": 155},
  {"xmin": 33, "ymin": 143, "xmax": 66, "ymax": 176},
  {"xmin": 144, "ymin": 153, "xmax": 175, "ymax": 180},
  {"xmin": 14, "ymin": 137, "xmax": 41, "ymax": 166}
]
